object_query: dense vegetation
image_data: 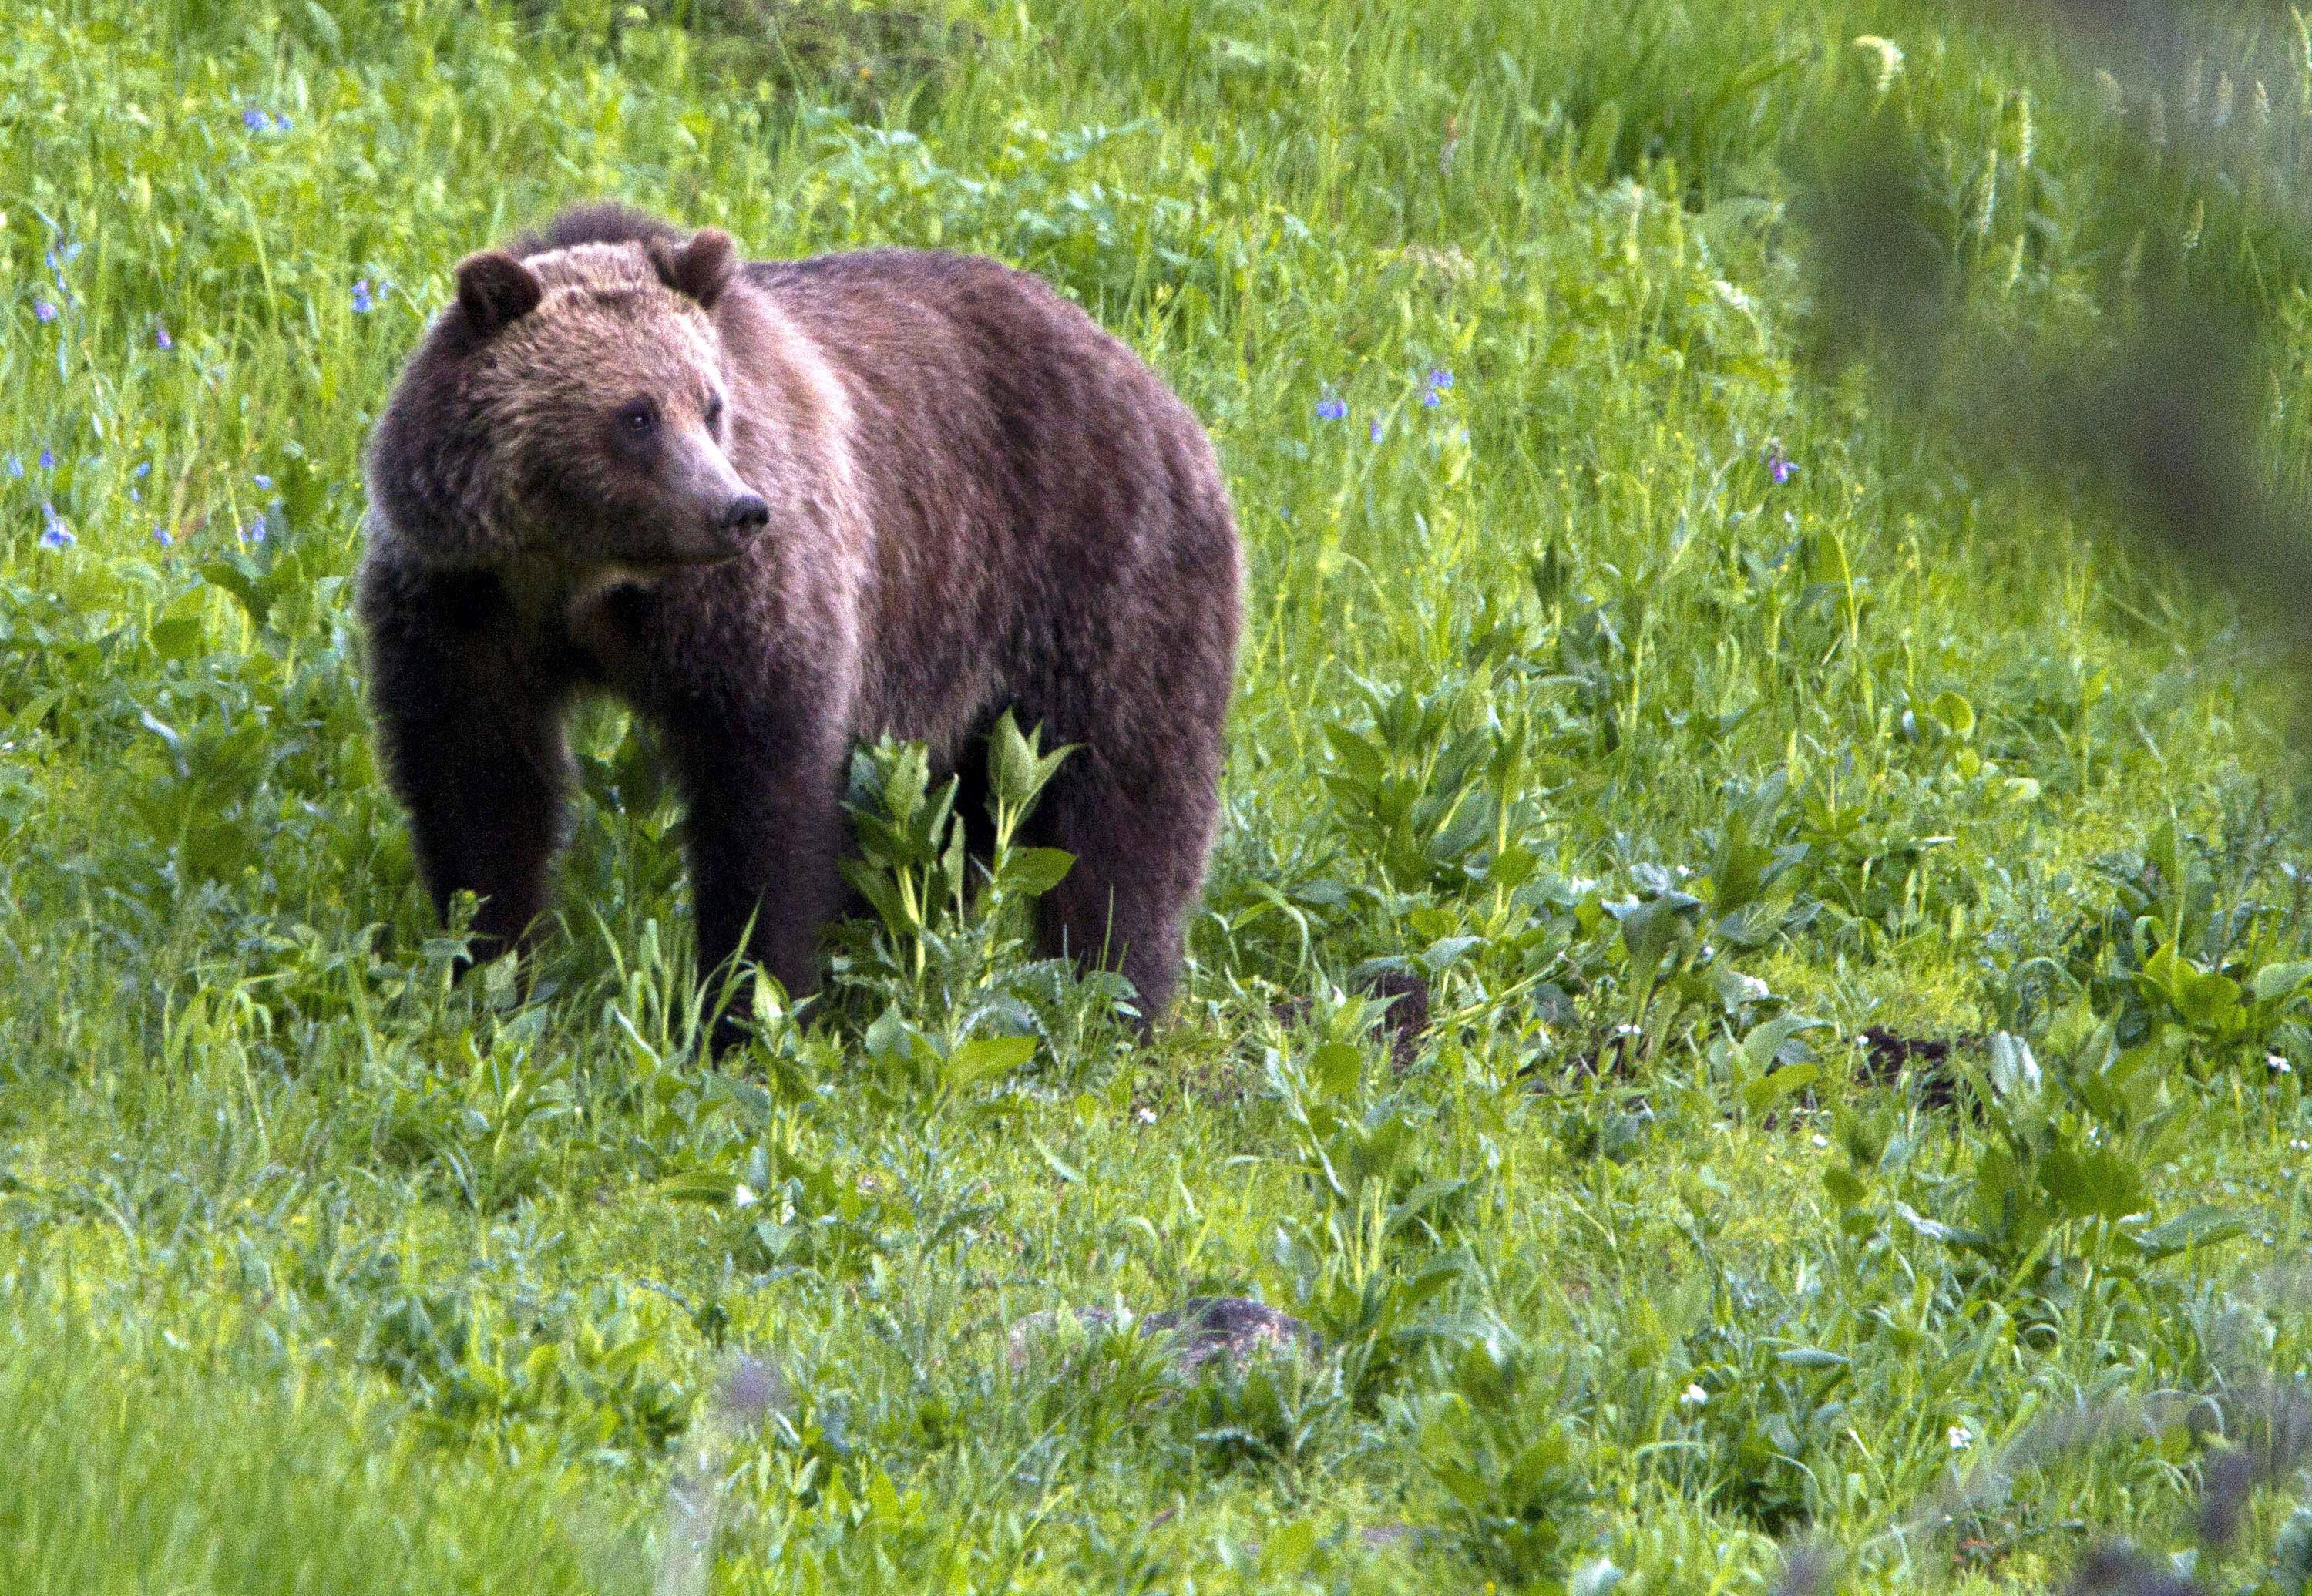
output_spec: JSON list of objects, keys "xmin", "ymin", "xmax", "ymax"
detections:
[{"xmin": 8, "ymin": 0, "xmax": 2312, "ymax": 1588}]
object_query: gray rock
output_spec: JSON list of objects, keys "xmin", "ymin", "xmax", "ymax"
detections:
[
  {"xmin": 1005, "ymin": 1295, "xmax": 1315, "ymax": 1376},
  {"xmin": 1358, "ymin": 1524, "xmax": 1429, "ymax": 1551},
  {"xmin": 1003, "ymin": 1303, "xmax": 1120, "ymax": 1370}
]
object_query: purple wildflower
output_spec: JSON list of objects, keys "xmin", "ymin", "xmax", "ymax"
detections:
[
  {"xmin": 128, "ymin": 487, "xmax": 139, "ymax": 504},
  {"xmin": 153, "ymin": 524, "xmax": 173, "ymax": 547},
  {"xmin": 242, "ymin": 106, "xmax": 268, "ymax": 131},
  {"xmin": 1316, "ymin": 396, "xmax": 1348, "ymax": 422},
  {"xmin": 717, "ymin": 1356, "xmax": 782, "ymax": 1423},
  {"xmin": 253, "ymin": 473, "xmax": 273, "ymax": 490},
  {"xmin": 351, "ymin": 279, "xmax": 375, "ymax": 314},
  {"xmin": 37, "ymin": 450, "xmax": 54, "ymax": 471},
  {"xmin": 38, "ymin": 505, "xmax": 72, "ymax": 549},
  {"xmin": 1420, "ymin": 387, "xmax": 1441, "ymax": 408},
  {"xmin": 247, "ymin": 511, "xmax": 268, "ymax": 544},
  {"xmin": 274, "ymin": 114, "xmax": 292, "ymax": 133},
  {"xmin": 1766, "ymin": 441, "xmax": 1796, "ymax": 486},
  {"xmin": 154, "ymin": 323, "xmax": 173, "ymax": 351},
  {"xmin": 1369, "ymin": 418, "xmax": 1384, "ymax": 443},
  {"xmin": 44, "ymin": 242, "xmax": 82, "ymax": 274},
  {"xmin": 3, "ymin": 457, "xmax": 18, "ymax": 479},
  {"xmin": 33, "ymin": 300, "xmax": 57, "ymax": 324},
  {"xmin": 1429, "ymin": 368, "xmax": 1453, "ymax": 390},
  {"xmin": 135, "ymin": 462, "xmax": 151, "ymax": 479}
]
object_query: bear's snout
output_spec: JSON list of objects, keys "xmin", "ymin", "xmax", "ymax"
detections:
[
  {"xmin": 718, "ymin": 493, "xmax": 771, "ymax": 535},
  {"xmin": 653, "ymin": 428, "xmax": 768, "ymax": 562}
]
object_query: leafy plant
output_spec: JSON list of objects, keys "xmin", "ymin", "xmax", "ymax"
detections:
[
  {"xmin": 362, "ymin": 1278, "xmax": 688, "ymax": 1457},
  {"xmin": 1320, "ymin": 666, "xmax": 1537, "ymax": 902},
  {"xmin": 836, "ymin": 714, "xmax": 1071, "ymax": 980},
  {"xmin": 822, "ymin": 711, "xmax": 1124, "ymax": 1100},
  {"xmin": 1166, "ymin": 1348, "xmax": 1334, "ymax": 1478},
  {"xmin": 2053, "ymin": 820, "xmax": 2312, "ymax": 1074},
  {"xmin": 1393, "ymin": 1323, "xmax": 1595, "ymax": 1582},
  {"xmin": 1679, "ymin": 1315, "xmax": 1856, "ymax": 1534},
  {"xmin": 1263, "ymin": 1014, "xmax": 1484, "ymax": 1404},
  {"xmin": 1596, "ymin": 770, "xmax": 1813, "ymax": 1071},
  {"xmin": 1832, "ymin": 1001, "xmax": 2246, "ymax": 1339}
]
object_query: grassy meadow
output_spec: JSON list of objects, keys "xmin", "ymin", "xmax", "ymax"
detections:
[{"xmin": 12, "ymin": 0, "xmax": 2312, "ymax": 1588}]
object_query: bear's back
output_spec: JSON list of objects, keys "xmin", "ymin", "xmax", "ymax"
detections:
[
  {"xmin": 744, "ymin": 248, "xmax": 1134, "ymax": 402},
  {"xmin": 741, "ymin": 245, "xmax": 1211, "ymax": 549},
  {"xmin": 734, "ymin": 246, "xmax": 1233, "ymax": 761}
]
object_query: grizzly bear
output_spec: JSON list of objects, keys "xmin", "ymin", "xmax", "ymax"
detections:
[{"xmin": 359, "ymin": 203, "xmax": 1242, "ymax": 1040}]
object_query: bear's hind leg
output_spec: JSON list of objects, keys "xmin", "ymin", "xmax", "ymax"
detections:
[{"xmin": 1028, "ymin": 742, "xmax": 1219, "ymax": 1021}]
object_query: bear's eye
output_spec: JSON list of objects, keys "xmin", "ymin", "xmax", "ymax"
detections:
[
  {"xmin": 617, "ymin": 400, "xmax": 659, "ymax": 439},
  {"xmin": 704, "ymin": 395, "xmax": 725, "ymax": 432}
]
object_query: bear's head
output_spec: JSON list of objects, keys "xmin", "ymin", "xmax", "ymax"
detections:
[{"xmin": 369, "ymin": 227, "xmax": 771, "ymax": 572}]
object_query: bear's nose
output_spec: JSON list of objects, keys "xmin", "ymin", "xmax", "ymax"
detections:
[{"xmin": 719, "ymin": 493, "xmax": 771, "ymax": 534}]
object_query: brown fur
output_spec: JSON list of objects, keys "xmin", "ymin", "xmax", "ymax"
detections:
[{"xmin": 359, "ymin": 203, "xmax": 1242, "ymax": 1042}]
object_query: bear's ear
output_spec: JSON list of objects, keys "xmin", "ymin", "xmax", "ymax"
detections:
[
  {"xmin": 454, "ymin": 250, "xmax": 543, "ymax": 336},
  {"xmin": 649, "ymin": 228, "xmax": 738, "ymax": 310}
]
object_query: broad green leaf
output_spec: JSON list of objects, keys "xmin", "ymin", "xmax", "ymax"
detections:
[
  {"xmin": 2125, "ymin": 1205, "xmax": 2249, "ymax": 1260},
  {"xmin": 2040, "ymin": 1143, "xmax": 2144, "ymax": 1222},
  {"xmin": 1986, "ymin": 1031, "xmax": 2041, "ymax": 1098},
  {"xmin": 1739, "ymin": 1013, "xmax": 1820, "ymax": 1079},
  {"xmin": 1321, "ymin": 722, "xmax": 1387, "ymax": 787},
  {"xmin": 1896, "ymin": 1202, "xmax": 1997, "ymax": 1256},
  {"xmin": 1310, "ymin": 1040, "xmax": 1363, "ymax": 1098},
  {"xmin": 147, "ymin": 593, "xmax": 207, "ymax": 660},
  {"xmin": 1741, "ymin": 1060, "xmax": 1819, "ymax": 1115},
  {"xmin": 949, "ymin": 1034, "xmax": 1037, "ymax": 1086},
  {"xmin": 1774, "ymin": 1347, "xmax": 1851, "ymax": 1370},
  {"xmin": 656, "ymin": 1169, "xmax": 740, "ymax": 1204},
  {"xmin": 1930, "ymin": 690, "xmax": 1975, "ymax": 738},
  {"xmin": 1613, "ymin": 891, "xmax": 1700, "ymax": 979},
  {"xmin": 997, "ymin": 846, "xmax": 1075, "ymax": 896},
  {"xmin": 2252, "ymin": 960, "xmax": 2312, "ymax": 1004},
  {"xmin": 989, "ymin": 708, "xmax": 1039, "ymax": 805}
]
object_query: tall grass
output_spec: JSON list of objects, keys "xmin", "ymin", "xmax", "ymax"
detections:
[
  {"xmin": 0, "ymin": 1288, "xmax": 624, "ymax": 1591},
  {"xmin": 5, "ymin": 0, "xmax": 2312, "ymax": 1589}
]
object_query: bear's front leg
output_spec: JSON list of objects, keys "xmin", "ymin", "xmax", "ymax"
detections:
[
  {"xmin": 659, "ymin": 694, "xmax": 849, "ymax": 1048},
  {"xmin": 361, "ymin": 566, "xmax": 575, "ymax": 967}
]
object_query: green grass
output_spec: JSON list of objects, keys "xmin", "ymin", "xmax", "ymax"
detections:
[{"xmin": 8, "ymin": 0, "xmax": 2312, "ymax": 1590}]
